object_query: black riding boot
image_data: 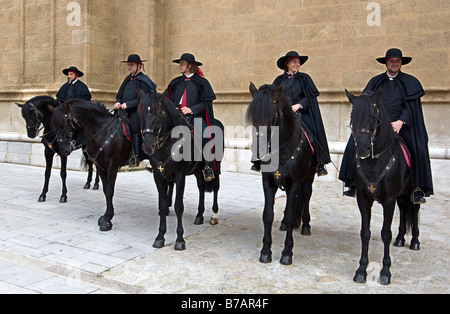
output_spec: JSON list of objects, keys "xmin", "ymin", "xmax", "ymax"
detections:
[
  {"xmin": 412, "ymin": 188, "xmax": 426, "ymax": 205},
  {"xmin": 343, "ymin": 185, "xmax": 356, "ymax": 198},
  {"xmin": 129, "ymin": 134, "xmax": 141, "ymax": 167}
]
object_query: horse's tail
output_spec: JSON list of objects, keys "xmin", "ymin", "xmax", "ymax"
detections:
[
  {"xmin": 81, "ymin": 154, "xmax": 88, "ymax": 170},
  {"xmin": 204, "ymin": 180, "xmax": 214, "ymax": 193},
  {"xmin": 405, "ymin": 202, "xmax": 420, "ymax": 232}
]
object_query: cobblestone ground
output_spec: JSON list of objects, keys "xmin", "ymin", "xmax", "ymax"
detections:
[{"xmin": 0, "ymin": 162, "xmax": 448, "ymax": 294}]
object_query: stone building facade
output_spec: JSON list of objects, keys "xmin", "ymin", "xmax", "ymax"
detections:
[{"xmin": 0, "ymin": 0, "xmax": 449, "ymax": 189}]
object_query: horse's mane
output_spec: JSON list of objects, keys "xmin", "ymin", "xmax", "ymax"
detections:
[
  {"xmin": 246, "ymin": 84, "xmax": 296, "ymax": 136},
  {"xmin": 351, "ymin": 90, "xmax": 394, "ymax": 147},
  {"xmin": 139, "ymin": 92, "xmax": 186, "ymax": 126},
  {"xmin": 52, "ymin": 100, "xmax": 111, "ymax": 129},
  {"xmin": 19, "ymin": 96, "xmax": 59, "ymax": 125}
]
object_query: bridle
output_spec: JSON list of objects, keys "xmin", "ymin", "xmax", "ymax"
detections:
[
  {"xmin": 141, "ymin": 102, "xmax": 174, "ymax": 152},
  {"xmin": 23, "ymin": 102, "xmax": 45, "ymax": 135},
  {"xmin": 351, "ymin": 103, "xmax": 385, "ymax": 159}
]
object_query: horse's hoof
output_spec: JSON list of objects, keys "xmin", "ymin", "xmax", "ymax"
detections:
[
  {"xmin": 98, "ymin": 216, "xmax": 113, "ymax": 232},
  {"xmin": 353, "ymin": 272, "xmax": 367, "ymax": 284},
  {"xmin": 380, "ymin": 274, "xmax": 391, "ymax": 285},
  {"xmin": 259, "ymin": 254, "xmax": 272, "ymax": 264},
  {"xmin": 409, "ymin": 242, "xmax": 421, "ymax": 251},
  {"xmin": 93, "ymin": 184, "xmax": 100, "ymax": 190},
  {"xmin": 301, "ymin": 226, "xmax": 312, "ymax": 236},
  {"xmin": 280, "ymin": 255, "xmax": 292, "ymax": 266},
  {"xmin": 83, "ymin": 183, "xmax": 91, "ymax": 190},
  {"xmin": 194, "ymin": 217, "xmax": 204, "ymax": 225},
  {"xmin": 38, "ymin": 195, "xmax": 46, "ymax": 202},
  {"xmin": 209, "ymin": 217, "xmax": 219, "ymax": 225},
  {"xmin": 153, "ymin": 239, "xmax": 165, "ymax": 249},
  {"xmin": 394, "ymin": 238, "xmax": 405, "ymax": 247},
  {"xmin": 59, "ymin": 196, "xmax": 68, "ymax": 203},
  {"xmin": 174, "ymin": 241, "xmax": 186, "ymax": 251}
]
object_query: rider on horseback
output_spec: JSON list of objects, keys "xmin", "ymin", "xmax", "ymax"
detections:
[
  {"xmin": 166, "ymin": 53, "xmax": 217, "ymax": 182},
  {"xmin": 115, "ymin": 54, "xmax": 157, "ymax": 167},
  {"xmin": 340, "ymin": 49, "xmax": 433, "ymax": 204}
]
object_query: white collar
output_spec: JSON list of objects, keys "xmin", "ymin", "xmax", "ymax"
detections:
[
  {"xmin": 69, "ymin": 78, "xmax": 79, "ymax": 84},
  {"xmin": 386, "ymin": 71, "xmax": 398, "ymax": 81},
  {"xmin": 185, "ymin": 73, "xmax": 194, "ymax": 78}
]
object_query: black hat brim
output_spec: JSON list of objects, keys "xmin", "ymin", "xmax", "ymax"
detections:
[
  {"xmin": 377, "ymin": 57, "xmax": 412, "ymax": 65},
  {"xmin": 172, "ymin": 59, "xmax": 203, "ymax": 67},
  {"xmin": 62, "ymin": 68, "xmax": 84, "ymax": 77},
  {"xmin": 277, "ymin": 56, "xmax": 309, "ymax": 70}
]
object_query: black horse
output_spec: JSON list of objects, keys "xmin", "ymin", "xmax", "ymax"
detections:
[
  {"xmin": 51, "ymin": 100, "xmax": 131, "ymax": 231},
  {"xmin": 246, "ymin": 83, "xmax": 316, "ymax": 265},
  {"xmin": 346, "ymin": 89, "xmax": 421, "ymax": 285},
  {"xmin": 16, "ymin": 96, "xmax": 99, "ymax": 203},
  {"xmin": 138, "ymin": 91, "xmax": 223, "ymax": 250}
]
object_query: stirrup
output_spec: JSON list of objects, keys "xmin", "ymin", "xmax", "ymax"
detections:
[
  {"xmin": 128, "ymin": 155, "xmax": 140, "ymax": 167},
  {"xmin": 203, "ymin": 166, "xmax": 215, "ymax": 182},
  {"xmin": 411, "ymin": 188, "xmax": 426, "ymax": 205}
]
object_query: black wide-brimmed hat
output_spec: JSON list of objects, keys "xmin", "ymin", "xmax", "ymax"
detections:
[
  {"xmin": 121, "ymin": 54, "xmax": 147, "ymax": 63},
  {"xmin": 277, "ymin": 51, "xmax": 309, "ymax": 70},
  {"xmin": 377, "ymin": 48, "xmax": 412, "ymax": 65},
  {"xmin": 172, "ymin": 53, "xmax": 203, "ymax": 66},
  {"xmin": 62, "ymin": 66, "xmax": 84, "ymax": 77}
]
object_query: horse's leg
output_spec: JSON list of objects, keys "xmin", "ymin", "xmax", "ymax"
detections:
[
  {"xmin": 394, "ymin": 195, "xmax": 407, "ymax": 247},
  {"xmin": 210, "ymin": 175, "xmax": 220, "ymax": 225},
  {"xmin": 153, "ymin": 178, "xmax": 170, "ymax": 248},
  {"xmin": 194, "ymin": 173, "xmax": 205, "ymax": 225},
  {"xmin": 380, "ymin": 200, "xmax": 396, "ymax": 285},
  {"xmin": 93, "ymin": 166, "xmax": 100, "ymax": 190},
  {"xmin": 280, "ymin": 187, "xmax": 300, "ymax": 265},
  {"xmin": 409, "ymin": 203, "xmax": 421, "ymax": 251},
  {"xmin": 300, "ymin": 179, "xmax": 314, "ymax": 236},
  {"xmin": 59, "ymin": 155, "xmax": 68, "ymax": 203},
  {"xmin": 167, "ymin": 181, "xmax": 174, "ymax": 208},
  {"xmin": 260, "ymin": 175, "xmax": 277, "ymax": 264},
  {"xmin": 354, "ymin": 196, "xmax": 373, "ymax": 283},
  {"xmin": 97, "ymin": 167, "xmax": 117, "ymax": 232},
  {"xmin": 173, "ymin": 175, "xmax": 186, "ymax": 250},
  {"xmin": 84, "ymin": 157, "xmax": 93, "ymax": 189},
  {"xmin": 39, "ymin": 148, "xmax": 54, "ymax": 202}
]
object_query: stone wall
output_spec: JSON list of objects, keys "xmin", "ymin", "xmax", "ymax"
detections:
[{"xmin": 0, "ymin": 0, "xmax": 449, "ymax": 190}]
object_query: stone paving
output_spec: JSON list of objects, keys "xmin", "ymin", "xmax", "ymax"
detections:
[{"xmin": 0, "ymin": 162, "xmax": 448, "ymax": 294}]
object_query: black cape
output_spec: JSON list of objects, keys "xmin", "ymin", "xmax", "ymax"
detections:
[
  {"xmin": 56, "ymin": 80, "xmax": 92, "ymax": 103},
  {"xmin": 166, "ymin": 74, "xmax": 216, "ymax": 127},
  {"xmin": 339, "ymin": 72, "xmax": 433, "ymax": 196},
  {"xmin": 273, "ymin": 72, "xmax": 331, "ymax": 165},
  {"xmin": 116, "ymin": 73, "xmax": 157, "ymax": 112}
]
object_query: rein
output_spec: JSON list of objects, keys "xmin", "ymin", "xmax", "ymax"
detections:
[
  {"xmin": 142, "ymin": 101, "xmax": 203, "ymax": 179},
  {"xmin": 60, "ymin": 109, "xmax": 125, "ymax": 170}
]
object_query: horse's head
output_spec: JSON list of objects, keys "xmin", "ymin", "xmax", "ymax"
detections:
[
  {"xmin": 17, "ymin": 96, "xmax": 58, "ymax": 139},
  {"xmin": 138, "ymin": 91, "xmax": 164, "ymax": 156},
  {"xmin": 346, "ymin": 88, "xmax": 385, "ymax": 159},
  {"xmin": 247, "ymin": 82, "xmax": 293, "ymax": 128},
  {"xmin": 51, "ymin": 102, "xmax": 79, "ymax": 157}
]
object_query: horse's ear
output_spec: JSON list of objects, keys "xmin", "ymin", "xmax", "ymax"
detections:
[
  {"xmin": 272, "ymin": 84, "xmax": 284, "ymax": 102},
  {"xmin": 345, "ymin": 89, "xmax": 356, "ymax": 104},
  {"xmin": 16, "ymin": 103, "xmax": 24, "ymax": 108},
  {"xmin": 47, "ymin": 105, "xmax": 55, "ymax": 113},
  {"xmin": 249, "ymin": 82, "xmax": 258, "ymax": 98}
]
